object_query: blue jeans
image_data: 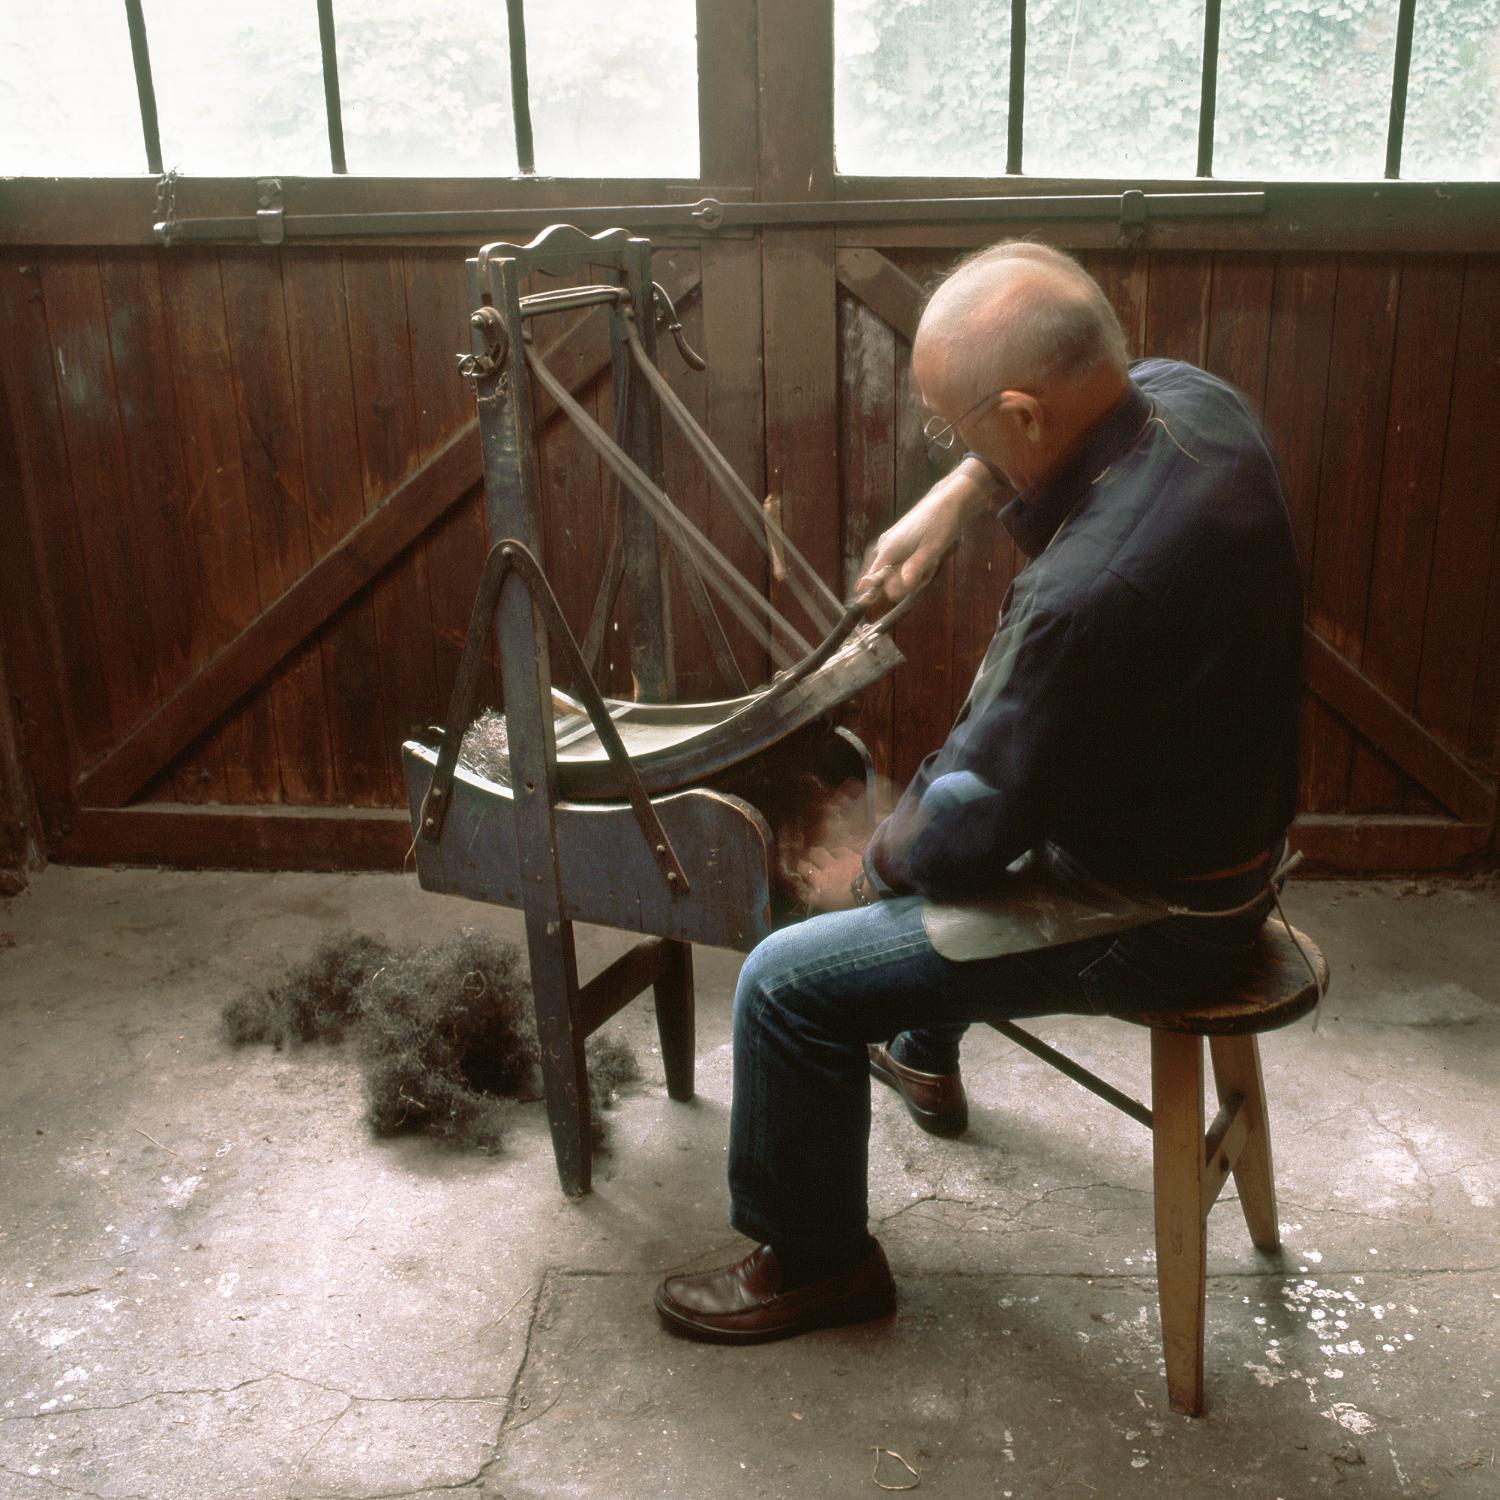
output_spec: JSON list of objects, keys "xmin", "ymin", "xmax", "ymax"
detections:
[{"xmin": 727, "ymin": 893, "xmax": 1269, "ymax": 1261}]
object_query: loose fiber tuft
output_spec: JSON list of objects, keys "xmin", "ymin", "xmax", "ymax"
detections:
[{"xmin": 223, "ymin": 928, "xmax": 639, "ymax": 1154}]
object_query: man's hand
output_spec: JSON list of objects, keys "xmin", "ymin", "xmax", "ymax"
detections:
[
  {"xmin": 793, "ymin": 845, "xmax": 867, "ymax": 914},
  {"xmin": 855, "ymin": 456, "xmax": 999, "ymax": 605}
]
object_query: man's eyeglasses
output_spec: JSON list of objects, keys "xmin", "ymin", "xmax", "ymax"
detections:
[{"xmin": 921, "ymin": 388, "xmax": 1028, "ymax": 451}]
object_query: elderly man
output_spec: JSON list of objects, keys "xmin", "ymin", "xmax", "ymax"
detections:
[{"xmin": 654, "ymin": 241, "xmax": 1303, "ymax": 1342}]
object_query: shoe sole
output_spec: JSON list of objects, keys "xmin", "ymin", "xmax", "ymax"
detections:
[
  {"xmin": 868, "ymin": 1050, "xmax": 969, "ymax": 1138},
  {"xmin": 653, "ymin": 1284, "xmax": 896, "ymax": 1345}
]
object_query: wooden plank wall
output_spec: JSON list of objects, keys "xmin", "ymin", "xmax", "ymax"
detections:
[
  {"xmin": 2, "ymin": 248, "xmax": 472, "ymax": 816},
  {"xmin": 0, "ymin": 240, "xmax": 756, "ymax": 836},
  {"xmin": 0, "ymin": 632, "xmax": 36, "ymax": 893},
  {"xmin": 2, "ymin": 241, "xmax": 1498, "ymax": 870}
]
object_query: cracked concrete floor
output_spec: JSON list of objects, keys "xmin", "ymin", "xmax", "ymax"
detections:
[{"xmin": 1, "ymin": 866, "xmax": 1497, "ymax": 1499}]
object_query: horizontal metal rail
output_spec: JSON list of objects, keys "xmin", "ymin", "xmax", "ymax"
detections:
[
  {"xmin": 518, "ymin": 284, "xmax": 629, "ymax": 317},
  {"xmin": 153, "ymin": 189, "xmax": 1266, "ymax": 246}
]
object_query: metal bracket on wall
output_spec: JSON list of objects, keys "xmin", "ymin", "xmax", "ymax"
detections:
[
  {"xmin": 147, "ymin": 188, "xmax": 1266, "ymax": 246},
  {"xmin": 151, "ymin": 170, "xmax": 179, "ymax": 246},
  {"xmin": 1118, "ymin": 188, "xmax": 1148, "ymax": 249},
  {"xmin": 255, "ymin": 178, "xmax": 284, "ymax": 246}
]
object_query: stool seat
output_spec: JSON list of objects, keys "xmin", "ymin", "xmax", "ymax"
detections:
[{"xmin": 1114, "ymin": 918, "xmax": 1329, "ymax": 1035}]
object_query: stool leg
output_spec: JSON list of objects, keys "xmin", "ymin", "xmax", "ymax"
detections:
[
  {"xmin": 1151, "ymin": 1030, "xmax": 1207, "ymax": 1417},
  {"xmin": 1209, "ymin": 1035, "xmax": 1280, "ymax": 1252},
  {"xmin": 653, "ymin": 939, "xmax": 695, "ymax": 1102}
]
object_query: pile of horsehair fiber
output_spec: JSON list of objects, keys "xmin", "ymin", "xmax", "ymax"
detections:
[{"xmin": 221, "ymin": 928, "xmax": 639, "ymax": 1152}]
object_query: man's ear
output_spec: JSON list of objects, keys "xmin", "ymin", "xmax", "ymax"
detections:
[{"xmin": 1010, "ymin": 393, "xmax": 1044, "ymax": 444}]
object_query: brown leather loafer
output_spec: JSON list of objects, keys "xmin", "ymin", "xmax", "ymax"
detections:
[
  {"xmin": 654, "ymin": 1240, "xmax": 896, "ymax": 1344},
  {"xmin": 868, "ymin": 1042, "xmax": 969, "ymax": 1137}
]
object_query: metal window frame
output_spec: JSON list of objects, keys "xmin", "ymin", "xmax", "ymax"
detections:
[
  {"xmin": 315, "ymin": 0, "xmax": 348, "ymax": 174},
  {"xmin": 1007, "ymin": 0, "xmax": 1026, "ymax": 175},
  {"xmin": 1386, "ymin": 0, "xmax": 1419, "ymax": 180},
  {"xmin": 318, "ymin": 0, "xmax": 539, "ymax": 176},
  {"xmin": 112, "ymin": 0, "xmax": 537, "ymax": 178},
  {"xmin": 505, "ymin": 0, "xmax": 537, "ymax": 175},
  {"xmin": 1197, "ymin": 0, "xmax": 1222, "ymax": 179},
  {"xmin": 915, "ymin": 0, "xmax": 1415, "ymax": 187},
  {"xmin": 98, "ymin": 0, "xmax": 1483, "ymax": 188},
  {"xmin": 7, "ymin": 0, "xmax": 1497, "ymax": 251},
  {"xmin": 122, "ymin": 0, "xmax": 163, "ymax": 176}
]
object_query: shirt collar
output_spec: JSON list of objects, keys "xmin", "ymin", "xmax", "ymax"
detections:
[{"xmin": 998, "ymin": 379, "xmax": 1152, "ymax": 558}]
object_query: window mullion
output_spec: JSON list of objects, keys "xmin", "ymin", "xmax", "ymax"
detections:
[
  {"xmin": 1385, "ymin": 0, "xmax": 1418, "ymax": 180},
  {"xmin": 506, "ymin": 0, "xmax": 537, "ymax": 174},
  {"xmin": 316, "ymin": 0, "xmax": 348, "ymax": 174},
  {"xmin": 1197, "ymin": 0, "xmax": 1221, "ymax": 178},
  {"xmin": 1007, "ymin": 0, "xmax": 1026, "ymax": 175},
  {"xmin": 122, "ymin": 0, "xmax": 164, "ymax": 175}
]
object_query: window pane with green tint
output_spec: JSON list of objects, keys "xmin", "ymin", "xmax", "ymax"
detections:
[
  {"xmin": 336, "ymin": 0, "xmax": 517, "ymax": 176},
  {"xmin": 0, "ymin": 1, "xmax": 146, "ymax": 175},
  {"xmin": 835, "ymin": 0, "xmax": 1013, "ymax": 177},
  {"xmin": 526, "ymin": 0, "xmax": 698, "ymax": 177},
  {"xmin": 1401, "ymin": 0, "xmax": 1500, "ymax": 179},
  {"xmin": 142, "ymin": 0, "xmax": 328, "ymax": 175},
  {"xmin": 1215, "ymin": 0, "xmax": 1398, "ymax": 180},
  {"xmin": 1024, "ymin": 0, "xmax": 1202, "ymax": 178}
]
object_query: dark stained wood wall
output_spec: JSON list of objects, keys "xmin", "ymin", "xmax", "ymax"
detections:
[
  {"xmin": 3, "ymin": 205, "xmax": 1499, "ymax": 877},
  {"xmin": 0, "ymin": 239, "xmax": 778, "ymax": 861},
  {"xmin": 3, "ymin": 0, "xmax": 1497, "ymax": 880},
  {"xmin": 3, "ymin": 248, "xmax": 474, "ymax": 813}
]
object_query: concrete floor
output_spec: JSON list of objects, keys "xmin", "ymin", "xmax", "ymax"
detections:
[{"xmin": 0, "ymin": 866, "xmax": 1496, "ymax": 1500}]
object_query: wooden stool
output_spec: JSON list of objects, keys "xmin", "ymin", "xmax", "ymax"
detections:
[{"xmin": 988, "ymin": 917, "xmax": 1329, "ymax": 1416}]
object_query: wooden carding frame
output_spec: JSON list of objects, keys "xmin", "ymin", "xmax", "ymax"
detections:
[{"xmin": 405, "ymin": 225, "xmax": 901, "ymax": 1195}]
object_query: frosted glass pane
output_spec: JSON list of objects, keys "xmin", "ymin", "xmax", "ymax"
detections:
[
  {"xmin": 1025, "ymin": 0, "xmax": 1202, "ymax": 178},
  {"xmin": 527, "ymin": 0, "xmax": 698, "ymax": 177},
  {"xmin": 835, "ymin": 0, "xmax": 1013, "ymax": 177},
  {"xmin": 336, "ymin": 0, "xmax": 518, "ymax": 176},
  {"xmin": 1402, "ymin": 0, "xmax": 1500, "ymax": 179},
  {"xmin": 142, "ymin": 0, "xmax": 328, "ymax": 174},
  {"xmin": 1215, "ymin": 0, "xmax": 1398, "ymax": 180},
  {"xmin": 0, "ymin": 1, "xmax": 147, "ymax": 175}
]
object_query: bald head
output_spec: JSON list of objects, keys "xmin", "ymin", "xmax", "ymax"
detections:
[
  {"xmin": 911, "ymin": 241, "xmax": 1131, "ymax": 490},
  {"xmin": 915, "ymin": 241, "xmax": 1128, "ymax": 399}
]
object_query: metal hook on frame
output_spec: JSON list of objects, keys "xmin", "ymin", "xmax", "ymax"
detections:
[
  {"xmin": 651, "ymin": 281, "xmax": 707, "ymax": 372},
  {"xmin": 456, "ymin": 304, "xmax": 511, "ymax": 380}
]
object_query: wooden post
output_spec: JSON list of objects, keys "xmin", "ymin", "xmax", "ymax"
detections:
[
  {"xmin": 757, "ymin": 0, "xmax": 840, "ymax": 643},
  {"xmin": 0, "ymin": 635, "xmax": 38, "ymax": 893},
  {"xmin": 0, "ymin": 342, "xmax": 75, "ymax": 852},
  {"xmin": 620, "ymin": 239, "xmax": 676, "ymax": 701},
  {"xmin": 473, "ymin": 252, "xmax": 592, "ymax": 1196},
  {"xmin": 697, "ymin": 0, "xmax": 758, "ymax": 188},
  {"xmin": 1151, "ymin": 1030, "xmax": 1208, "ymax": 1417}
]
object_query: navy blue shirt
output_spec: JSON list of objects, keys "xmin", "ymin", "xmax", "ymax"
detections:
[{"xmin": 867, "ymin": 359, "xmax": 1303, "ymax": 900}]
